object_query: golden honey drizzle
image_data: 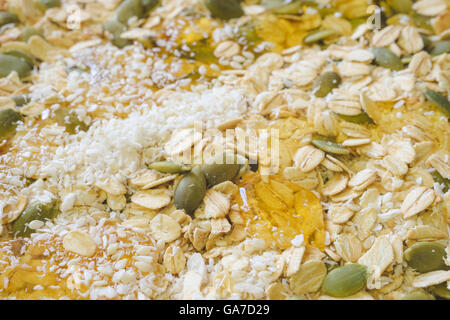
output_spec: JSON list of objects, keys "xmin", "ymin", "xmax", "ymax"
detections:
[{"xmin": 236, "ymin": 173, "xmax": 325, "ymax": 250}]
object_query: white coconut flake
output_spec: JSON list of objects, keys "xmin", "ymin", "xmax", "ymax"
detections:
[{"xmin": 42, "ymin": 86, "xmax": 247, "ymax": 187}]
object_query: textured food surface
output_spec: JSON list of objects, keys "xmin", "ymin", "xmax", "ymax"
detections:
[{"xmin": 0, "ymin": 0, "xmax": 449, "ymax": 300}]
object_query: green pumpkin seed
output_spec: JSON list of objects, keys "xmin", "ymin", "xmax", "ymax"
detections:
[
  {"xmin": 0, "ymin": 12, "xmax": 19, "ymax": 28},
  {"xmin": 12, "ymin": 94, "xmax": 31, "ymax": 107},
  {"xmin": 12, "ymin": 200, "xmax": 59, "ymax": 237},
  {"xmin": 304, "ymin": 29, "xmax": 336, "ymax": 44},
  {"xmin": 20, "ymin": 27, "xmax": 44, "ymax": 42},
  {"xmin": 3, "ymin": 49, "xmax": 35, "ymax": 68},
  {"xmin": 141, "ymin": 0, "xmax": 159, "ymax": 13},
  {"xmin": 0, "ymin": 108, "xmax": 22, "ymax": 139},
  {"xmin": 117, "ymin": 0, "xmax": 144, "ymax": 26},
  {"xmin": 322, "ymin": 264, "xmax": 367, "ymax": 297},
  {"xmin": 431, "ymin": 283, "xmax": 450, "ymax": 300},
  {"xmin": 191, "ymin": 166, "xmax": 207, "ymax": 190},
  {"xmin": 35, "ymin": 0, "xmax": 61, "ymax": 10},
  {"xmin": 349, "ymin": 18, "xmax": 367, "ymax": 29},
  {"xmin": 149, "ymin": 161, "xmax": 191, "ymax": 174},
  {"xmin": 174, "ymin": 171, "xmax": 206, "ymax": 214},
  {"xmin": 182, "ymin": 42, "xmax": 216, "ymax": 64},
  {"xmin": 204, "ymin": 0, "xmax": 244, "ymax": 20},
  {"xmin": 192, "ymin": 46, "xmax": 216, "ymax": 64},
  {"xmin": 249, "ymin": 160, "xmax": 258, "ymax": 172},
  {"xmin": 387, "ymin": 0, "xmax": 412, "ymax": 13},
  {"xmin": 401, "ymin": 290, "xmax": 435, "ymax": 300},
  {"xmin": 271, "ymin": 1, "xmax": 302, "ymax": 15},
  {"xmin": 336, "ymin": 111, "xmax": 375, "ymax": 124},
  {"xmin": 316, "ymin": 5, "xmax": 337, "ymax": 17},
  {"xmin": 104, "ymin": 19, "xmax": 132, "ymax": 48},
  {"xmin": 113, "ymin": 35, "xmax": 132, "ymax": 48},
  {"xmin": 40, "ymin": 0, "xmax": 61, "ymax": 8},
  {"xmin": 104, "ymin": 19, "xmax": 125, "ymax": 35},
  {"xmin": 410, "ymin": 12, "xmax": 432, "ymax": 31},
  {"xmin": 312, "ymin": 136, "xmax": 350, "ymax": 155},
  {"xmin": 0, "ymin": 54, "xmax": 32, "ymax": 79},
  {"xmin": 54, "ymin": 108, "xmax": 89, "ymax": 134},
  {"xmin": 424, "ymin": 89, "xmax": 450, "ymax": 118},
  {"xmin": 200, "ymin": 157, "xmax": 240, "ymax": 187},
  {"xmin": 313, "ymin": 72, "xmax": 341, "ymax": 98},
  {"xmin": 371, "ymin": 47, "xmax": 404, "ymax": 71},
  {"xmin": 236, "ymin": 21, "xmax": 260, "ymax": 45},
  {"xmin": 430, "ymin": 40, "xmax": 450, "ymax": 56},
  {"xmin": 431, "ymin": 171, "xmax": 449, "ymax": 193},
  {"xmin": 420, "ymin": 34, "xmax": 431, "ymax": 49},
  {"xmin": 404, "ymin": 241, "xmax": 447, "ymax": 273}
]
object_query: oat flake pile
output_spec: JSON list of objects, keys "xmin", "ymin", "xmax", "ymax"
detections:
[{"xmin": 0, "ymin": 0, "xmax": 449, "ymax": 300}]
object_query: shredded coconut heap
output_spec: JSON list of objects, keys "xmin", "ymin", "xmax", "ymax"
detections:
[{"xmin": 42, "ymin": 85, "xmax": 247, "ymax": 187}]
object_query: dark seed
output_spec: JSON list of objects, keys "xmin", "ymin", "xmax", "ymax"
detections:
[
  {"xmin": 200, "ymin": 158, "xmax": 240, "ymax": 187},
  {"xmin": 371, "ymin": 47, "xmax": 404, "ymax": 71},
  {"xmin": 0, "ymin": 54, "xmax": 32, "ymax": 79},
  {"xmin": 12, "ymin": 200, "xmax": 59, "ymax": 237},
  {"xmin": 404, "ymin": 241, "xmax": 447, "ymax": 273},
  {"xmin": 174, "ymin": 171, "xmax": 206, "ymax": 215},
  {"xmin": 322, "ymin": 264, "xmax": 367, "ymax": 297},
  {"xmin": 312, "ymin": 136, "xmax": 350, "ymax": 155},
  {"xmin": 12, "ymin": 94, "xmax": 31, "ymax": 107},
  {"xmin": 20, "ymin": 27, "xmax": 44, "ymax": 42},
  {"xmin": 431, "ymin": 283, "xmax": 450, "ymax": 300},
  {"xmin": 54, "ymin": 107, "xmax": 89, "ymax": 134},
  {"xmin": 424, "ymin": 89, "xmax": 450, "ymax": 118},
  {"xmin": 0, "ymin": 12, "xmax": 19, "ymax": 28},
  {"xmin": 3, "ymin": 49, "xmax": 35, "ymax": 68},
  {"xmin": 304, "ymin": 29, "xmax": 336, "ymax": 44},
  {"xmin": 431, "ymin": 170, "xmax": 449, "ymax": 193},
  {"xmin": 104, "ymin": 19, "xmax": 132, "ymax": 48},
  {"xmin": 0, "ymin": 108, "xmax": 22, "ymax": 139},
  {"xmin": 204, "ymin": 0, "xmax": 244, "ymax": 20},
  {"xmin": 35, "ymin": 0, "xmax": 61, "ymax": 10},
  {"xmin": 430, "ymin": 40, "xmax": 450, "ymax": 56},
  {"xmin": 141, "ymin": 0, "xmax": 160, "ymax": 14},
  {"xmin": 387, "ymin": 0, "xmax": 412, "ymax": 13},
  {"xmin": 313, "ymin": 72, "xmax": 341, "ymax": 98},
  {"xmin": 116, "ymin": 0, "xmax": 144, "ymax": 26},
  {"xmin": 149, "ymin": 161, "xmax": 191, "ymax": 174},
  {"xmin": 336, "ymin": 111, "xmax": 375, "ymax": 124}
]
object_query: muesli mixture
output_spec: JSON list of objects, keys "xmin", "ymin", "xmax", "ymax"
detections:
[{"xmin": 0, "ymin": 0, "xmax": 449, "ymax": 300}]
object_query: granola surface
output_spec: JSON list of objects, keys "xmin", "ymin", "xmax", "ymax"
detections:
[{"xmin": 0, "ymin": 0, "xmax": 448, "ymax": 300}]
